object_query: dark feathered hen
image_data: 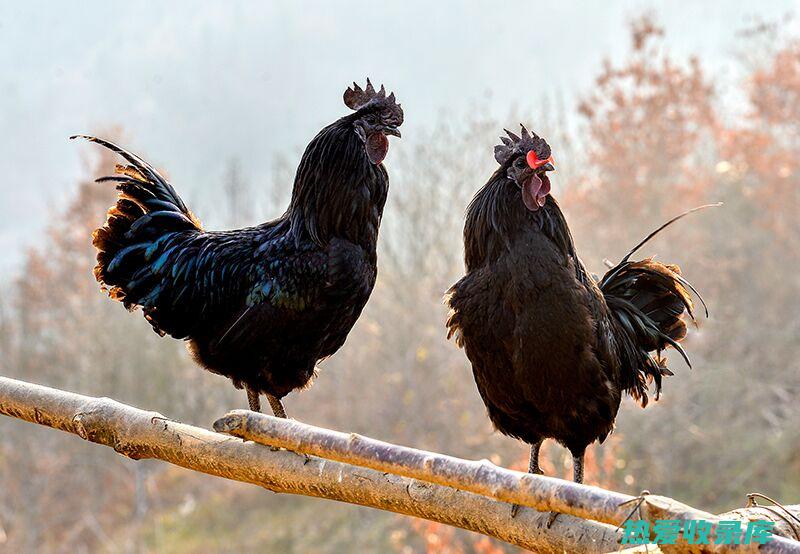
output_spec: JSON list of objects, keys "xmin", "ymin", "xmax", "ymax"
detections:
[
  {"xmin": 446, "ymin": 126, "xmax": 709, "ymax": 499},
  {"xmin": 78, "ymin": 79, "xmax": 403, "ymax": 417}
]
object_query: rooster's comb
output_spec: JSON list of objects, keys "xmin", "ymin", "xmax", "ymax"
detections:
[
  {"xmin": 343, "ymin": 79, "xmax": 403, "ymax": 124},
  {"xmin": 494, "ymin": 124, "xmax": 550, "ymax": 165}
]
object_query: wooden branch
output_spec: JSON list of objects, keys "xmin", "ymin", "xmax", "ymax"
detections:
[
  {"xmin": 0, "ymin": 376, "xmax": 620, "ymax": 553},
  {"xmin": 3, "ymin": 375, "xmax": 799, "ymax": 553},
  {"xmin": 214, "ymin": 410, "xmax": 800, "ymax": 553},
  {"xmin": 214, "ymin": 409, "xmax": 638, "ymax": 524},
  {"xmin": 718, "ymin": 504, "xmax": 800, "ymax": 543}
]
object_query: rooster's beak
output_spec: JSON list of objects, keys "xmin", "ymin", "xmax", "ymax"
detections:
[
  {"xmin": 383, "ymin": 126, "xmax": 401, "ymax": 138},
  {"xmin": 540, "ymin": 162, "xmax": 555, "ymax": 172}
]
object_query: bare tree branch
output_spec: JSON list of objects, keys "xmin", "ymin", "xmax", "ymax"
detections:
[
  {"xmin": 2, "ymin": 375, "xmax": 799, "ymax": 553},
  {"xmin": 213, "ymin": 411, "xmax": 800, "ymax": 553},
  {"xmin": 0, "ymin": 375, "xmax": 621, "ymax": 553},
  {"xmin": 215, "ymin": 409, "xmax": 641, "ymax": 524}
]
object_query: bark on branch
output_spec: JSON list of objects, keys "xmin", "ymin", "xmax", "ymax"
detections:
[
  {"xmin": 214, "ymin": 409, "xmax": 639, "ymax": 524},
  {"xmin": 213, "ymin": 410, "xmax": 800, "ymax": 553},
  {"xmin": 2, "ymin": 375, "xmax": 799, "ymax": 553},
  {"xmin": 0, "ymin": 376, "xmax": 619, "ymax": 553}
]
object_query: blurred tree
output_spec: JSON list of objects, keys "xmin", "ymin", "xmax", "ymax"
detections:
[
  {"xmin": 0, "ymin": 130, "xmax": 236, "ymax": 552},
  {"xmin": 222, "ymin": 157, "xmax": 254, "ymax": 228},
  {"xmin": 565, "ymin": 15, "xmax": 800, "ymax": 509}
]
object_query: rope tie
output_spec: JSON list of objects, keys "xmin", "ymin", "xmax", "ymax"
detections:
[{"xmin": 745, "ymin": 492, "xmax": 800, "ymax": 541}]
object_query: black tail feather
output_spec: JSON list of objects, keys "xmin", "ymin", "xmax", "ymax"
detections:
[
  {"xmin": 74, "ymin": 135, "xmax": 200, "ymax": 308},
  {"xmin": 600, "ymin": 204, "xmax": 719, "ymax": 406},
  {"xmin": 71, "ymin": 135, "xmax": 190, "ymax": 214}
]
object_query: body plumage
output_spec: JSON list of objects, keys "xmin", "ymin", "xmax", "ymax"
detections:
[
  {"xmin": 446, "ymin": 126, "xmax": 705, "ymax": 490},
  {"xmin": 81, "ymin": 80, "xmax": 403, "ymax": 415}
]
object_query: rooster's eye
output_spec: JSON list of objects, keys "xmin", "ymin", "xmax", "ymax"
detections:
[{"xmin": 514, "ymin": 158, "xmax": 525, "ymax": 168}]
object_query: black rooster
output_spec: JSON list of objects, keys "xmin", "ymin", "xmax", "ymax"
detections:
[
  {"xmin": 446, "ymin": 126, "xmax": 710, "ymax": 493},
  {"xmin": 76, "ymin": 79, "xmax": 403, "ymax": 417}
]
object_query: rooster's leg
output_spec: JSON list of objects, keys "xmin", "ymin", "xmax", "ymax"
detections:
[
  {"xmin": 572, "ymin": 452, "xmax": 584, "ymax": 484},
  {"xmin": 511, "ymin": 439, "xmax": 544, "ymax": 518},
  {"xmin": 266, "ymin": 394, "xmax": 288, "ymax": 419},
  {"xmin": 528, "ymin": 440, "xmax": 543, "ymax": 474},
  {"xmin": 246, "ymin": 387, "xmax": 261, "ymax": 412}
]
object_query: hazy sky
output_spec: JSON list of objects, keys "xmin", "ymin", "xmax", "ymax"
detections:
[{"xmin": 0, "ymin": 0, "xmax": 797, "ymax": 273}]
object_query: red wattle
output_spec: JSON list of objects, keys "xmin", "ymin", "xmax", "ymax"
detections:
[{"xmin": 522, "ymin": 174, "xmax": 543, "ymax": 211}]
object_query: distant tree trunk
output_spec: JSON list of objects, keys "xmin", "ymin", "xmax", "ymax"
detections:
[
  {"xmin": 133, "ymin": 463, "xmax": 148, "ymax": 520},
  {"xmin": 223, "ymin": 157, "xmax": 253, "ymax": 227}
]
